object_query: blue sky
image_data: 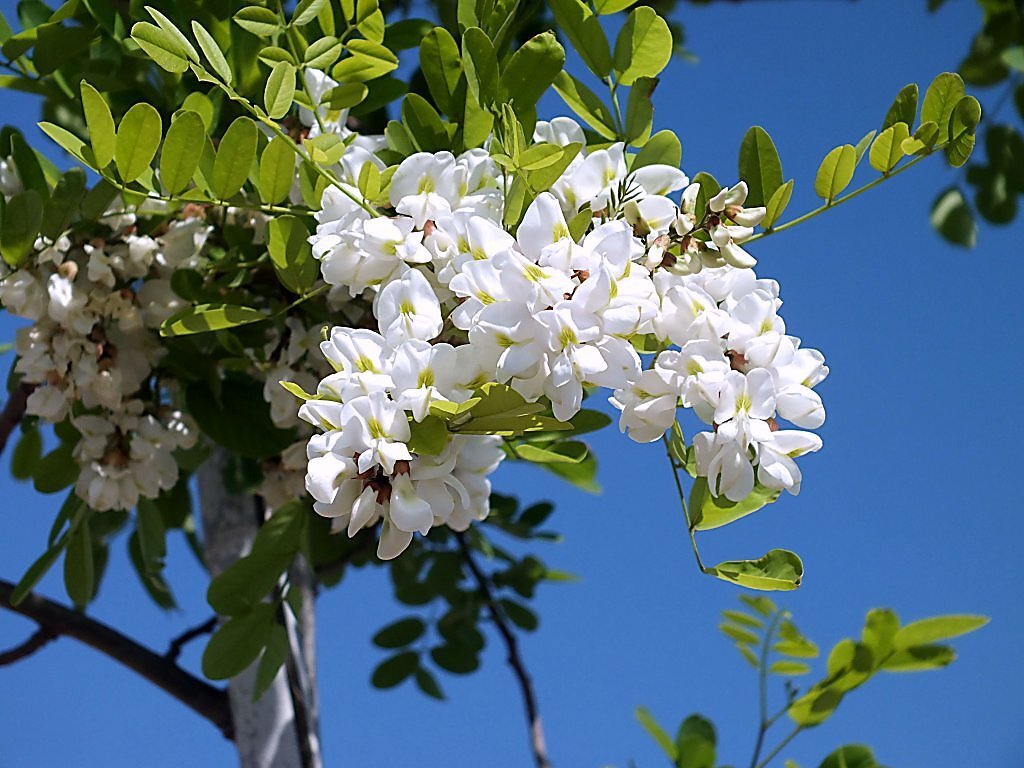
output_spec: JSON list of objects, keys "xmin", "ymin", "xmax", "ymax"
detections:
[{"xmin": 1, "ymin": 1, "xmax": 1022, "ymax": 767}]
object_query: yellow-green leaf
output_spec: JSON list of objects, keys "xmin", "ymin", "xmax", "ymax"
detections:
[
  {"xmin": 160, "ymin": 110, "xmax": 205, "ymax": 195},
  {"xmin": 115, "ymin": 103, "xmax": 162, "ymax": 182},
  {"xmin": 81, "ymin": 81, "xmax": 115, "ymax": 168},
  {"xmin": 814, "ymin": 144, "xmax": 856, "ymax": 203}
]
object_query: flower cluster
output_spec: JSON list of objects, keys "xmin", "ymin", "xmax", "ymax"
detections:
[
  {"xmin": 301, "ymin": 116, "xmax": 828, "ymax": 557},
  {"xmin": 0, "ymin": 201, "xmax": 204, "ymax": 510}
]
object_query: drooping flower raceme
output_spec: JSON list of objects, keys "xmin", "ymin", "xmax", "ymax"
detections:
[{"xmin": 299, "ymin": 117, "xmax": 828, "ymax": 558}]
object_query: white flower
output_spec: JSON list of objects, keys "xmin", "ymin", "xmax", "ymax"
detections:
[{"xmin": 374, "ymin": 268, "xmax": 443, "ymax": 345}]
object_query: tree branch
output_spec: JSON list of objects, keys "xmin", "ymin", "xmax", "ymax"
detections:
[
  {"xmin": 455, "ymin": 534, "xmax": 551, "ymax": 768},
  {"xmin": 0, "ymin": 626, "xmax": 56, "ymax": 665},
  {"xmin": 0, "ymin": 383, "xmax": 32, "ymax": 458},
  {"xmin": 0, "ymin": 578, "xmax": 234, "ymax": 741},
  {"xmin": 165, "ymin": 616, "xmax": 217, "ymax": 663}
]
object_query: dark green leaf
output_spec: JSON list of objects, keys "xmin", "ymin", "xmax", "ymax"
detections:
[
  {"xmin": 373, "ymin": 618, "xmax": 426, "ymax": 648},
  {"xmin": 738, "ymin": 126, "xmax": 783, "ymax": 208},
  {"xmin": 930, "ymin": 186, "xmax": 976, "ymax": 247},
  {"xmin": 882, "ymin": 83, "xmax": 918, "ymax": 130},
  {"xmin": 64, "ymin": 516, "xmax": 94, "ymax": 608},
  {"xmin": 0, "ymin": 190, "xmax": 43, "ymax": 267},
  {"xmin": 372, "ymin": 650, "xmax": 419, "ymax": 687},
  {"xmin": 252, "ymin": 624, "xmax": 289, "ymax": 701},
  {"xmin": 675, "ymin": 714, "xmax": 716, "ymax": 768},
  {"xmin": 202, "ymin": 603, "xmax": 276, "ymax": 679}
]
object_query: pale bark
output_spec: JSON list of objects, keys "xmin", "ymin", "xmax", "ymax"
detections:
[{"xmin": 197, "ymin": 448, "xmax": 322, "ymax": 768}]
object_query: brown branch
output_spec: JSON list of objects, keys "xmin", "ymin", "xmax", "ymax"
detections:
[
  {"xmin": 455, "ymin": 534, "xmax": 551, "ymax": 768},
  {"xmin": 165, "ymin": 616, "xmax": 217, "ymax": 663},
  {"xmin": 0, "ymin": 382, "xmax": 32, "ymax": 458},
  {"xmin": 0, "ymin": 626, "xmax": 56, "ymax": 665},
  {"xmin": 0, "ymin": 578, "xmax": 234, "ymax": 741}
]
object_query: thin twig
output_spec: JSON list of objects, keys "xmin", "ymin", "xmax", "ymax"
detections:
[
  {"xmin": 749, "ymin": 610, "xmax": 785, "ymax": 768},
  {"xmin": 0, "ymin": 626, "xmax": 57, "ymax": 665},
  {"xmin": 165, "ymin": 616, "xmax": 217, "ymax": 663},
  {"xmin": 0, "ymin": 383, "xmax": 32, "ymax": 458},
  {"xmin": 455, "ymin": 533, "xmax": 551, "ymax": 768},
  {"xmin": 0, "ymin": 578, "xmax": 234, "ymax": 740}
]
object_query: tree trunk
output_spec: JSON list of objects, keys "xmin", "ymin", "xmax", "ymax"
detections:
[{"xmin": 197, "ymin": 448, "xmax": 322, "ymax": 768}]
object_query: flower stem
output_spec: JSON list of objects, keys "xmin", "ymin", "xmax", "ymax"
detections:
[{"xmin": 661, "ymin": 434, "xmax": 705, "ymax": 573}]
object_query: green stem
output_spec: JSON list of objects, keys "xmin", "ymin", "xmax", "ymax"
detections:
[
  {"xmin": 754, "ymin": 725, "xmax": 803, "ymax": 768},
  {"xmin": 747, "ymin": 150, "xmax": 939, "ymax": 245},
  {"xmin": 749, "ymin": 610, "xmax": 785, "ymax": 768},
  {"xmin": 100, "ymin": 174, "xmax": 313, "ymax": 218},
  {"xmin": 278, "ymin": 0, "xmax": 328, "ymax": 137},
  {"xmin": 661, "ymin": 434, "xmax": 705, "ymax": 573},
  {"xmin": 606, "ymin": 76, "xmax": 625, "ymax": 138}
]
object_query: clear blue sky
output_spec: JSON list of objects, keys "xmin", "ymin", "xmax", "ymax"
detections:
[{"xmin": 1, "ymin": 1, "xmax": 1021, "ymax": 767}]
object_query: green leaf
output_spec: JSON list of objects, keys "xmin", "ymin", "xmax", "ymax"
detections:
[
  {"xmin": 946, "ymin": 95, "xmax": 981, "ymax": 168},
  {"xmin": 882, "ymin": 83, "xmax": 918, "ymax": 130},
  {"xmin": 501, "ymin": 31, "xmax": 565, "ymax": 113},
  {"xmin": 861, "ymin": 608, "xmax": 899, "ymax": 660},
  {"xmin": 322, "ymin": 82, "xmax": 368, "ymax": 110},
  {"xmin": 402, "ymin": 93, "xmax": 449, "ymax": 152},
  {"xmin": 770, "ymin": 660, "xmax": 811, "ymax": 676},
  {"xmin": 930, "ymin": 186, "xmax": 976, "ymax": 247},
  {"xmin": 762, "ymin": 179, "xmax": 794, "ymax": 230},
  {"xmin": 292, "ymin": 0, "xmax": 327, "ymax": 27},
  {"xmin": 881, "ymin": 644, "xmax": 956, "ymax": 672},
  {"xmin": 893, "ymin": 614, "xmax": 988, "ymax": 649},
  {"xmin": 613, "ymin": 6, "xmax": 672, "ymax": 86},
  {"xmin": 689, "ymin": 477, "xmax": 780, "ymax": 531},
  {"xmin": 552, "ymin": 71, "xmax": 617, "ymax": 140},
  {"xmin": 633, "ymin": 130, "xmax": 681, "ymax": 169},
  {"xmin": 516, "ymin": 441, "xmax": 588, "ymax": 464},
  {"xmin": 333, "ymin": 39, "xmax": 398, "ymax": 82},
  {"xmin": 192, "ymin": 21, "xmax": 232, "ymax": 84},
  {"xmin": 853, "ymin": 129, "xmax": 876, "ymax": 166},
  {"xmin": 419, "ymin": 27, "xmax": 462, "ymax": 117},
  {"xmin": 41, "ymin": 169, "xmax": 86, "ymax": 240},
  {"xmin": 738, "ymin": 126, "xmax": 784, "ymax": 208},
  {"xmin": 920, "ymin": 72, "xmax": 965, "ymax": 142},
  {"xmin": 373, "ymin": 618, "xmax": 426, "ymax": 649},
  {"xmin": 788, "ymin": 686, "xmax": 843, "ymax": 727},
  {"xmin": 202, "ymin": 603, "xmax": 276, "ymax": 679},
  {"xmin": 145, "ymin": 6, "xmax": 199, "ymax": 63},
  {"xmin": 549, "ymin": 0, "xmax": 612, "ymax": 78},
  {"xmin": 264, "ymin": 60, "xmax": 296, "ymax": 120},
  {"xmin": 160, "ymin": 110, "xmax": 205, "ymax": 195},
  {"xmin": 1003, "ymin": 46, "xmax": 1024, "ymax": 73},
  {"xmin": 430, "ymin": 642, "xmax": 480, "ymax": 674},
  {"xmin": 304, "ymin": 35, "xmax": 343, "ymax": 69},
  {"xmin": 461, "ymin": 27, "xmax": 498, "ymax": 108},
  {"xmin": 64, "ymin": 516, "xmax": 94, "ymax": 608},
  {"xmin": 252, "ymin": 625, "xmax": 289, "ymax": 701},
  {"xmin": 869, "ymin": 122, "xmax": 909, "ymax": 173},
  {"xmin": 692, "ymin": 171, "xmax": 721, "ymax": 222},
  {"xmin": 818, "ymin": 745, "xmax": 879, "ymax": 768},
  {"xmin": 234, "ymin": 6, "xmax": 282, "ymax": 37},
  {"xmin": 259, "ymin": 136, "xmax": 297, "ymax": 205},
  {"xmin": 130, "ymin": 21, "xmax": 189, "ymax": 72},
  {"xmin": 81, "ymin": 81, "xmax": 115, "ymax": 168},
  {"xmin": 675, "ymin": 714, "xmax": 716, "ymax": 768},
  {"xmin": 11, "ymin": 427, "xmax": 42, "ymax": 480},
  {"xmin": 9, "ymin": 537, "xmax": 69, "ymax": 606},
  {"xmin": 595, "ymin": 0, "xmax": 638, "ymax": 12},
  {"xmin": 372, "ymin": 651, "xmax": 418, "ymax": 688},
  {"xmin": 624, "ymin": 77, "xmax": 655, "ymax": 145},
  {"xmin": 38, "ymin": 122, "xmax": 91, "ymax": 167},
  {"xmin": 0, "ymin": 190, "xmax": 43, "ymax": 268},
  {"xmin": 415, "ymin": 667, "xmax": 445, "ymax": 699},
  {"xmin": 901, "ymin": 120, "xmax": 940, "ymax": 155},
  {"xmin": 33, "ymin": 443, "xmax": 79, "ymax": 494},
  {"xmin": 500, "ymin": 599, "xmax": 539, "ymax": 631},
  {"xmin": 161, "ymin": 303, "xmax": 268, "ymax": 336},
  {"xmin": 407, "ymin": 415, "xmax": 449, "ymax": 456},
  {"xmin": 740, "ymin": 595, "xmax": 777, "ymax": 617},
  {"xmin": 722, "ymin": 609, "xmax": 763, "ymax": 629},
  {"xmin": 708, "ymin": 549, "xmax": 803, "ymax": 591},
  {"xmin": 115, "ymin": 103, "xmax": 162, "ymax": 183},
  {"xmin": 635, "ymin": 707, "xmax": 677, "ymax": 761},
  {"xmin": 814, "ymin": 144, "xmax": 856, "ymax": 203},
  {"xmin": 211, "ymin": 116, "xmax": 258, "ymax": 199},
  {"xmin": 268, "ymin": 215, "xmax": 318, "ymax": 294},
  {"xmin": 719, "ymin": 623, "xmax": 759, "ymax": 644}
]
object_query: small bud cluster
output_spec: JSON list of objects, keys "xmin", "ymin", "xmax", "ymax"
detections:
[{"xmin": 302, "ymin": 117, "xmax": 828, "ymax": 557}]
